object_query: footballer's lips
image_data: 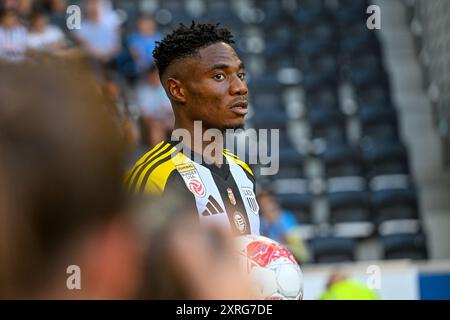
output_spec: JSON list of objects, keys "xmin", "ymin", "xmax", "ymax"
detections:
[{"xmin": 229, "ymin": 100, "xmax": 248, "ymax": 116}]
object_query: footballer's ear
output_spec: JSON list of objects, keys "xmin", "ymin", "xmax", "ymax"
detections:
[{"xmin": 166, "ymin": 78, "xmax": 187, "ymax": 104}]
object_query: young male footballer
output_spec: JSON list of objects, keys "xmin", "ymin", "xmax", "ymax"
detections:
[{"xmin": 127, "ymin": 22, "xmax": 260, "ymax": 235}]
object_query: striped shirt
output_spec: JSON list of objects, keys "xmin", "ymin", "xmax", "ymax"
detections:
[
  {"xmin": 126, "ymin": 140, "xmax": 260, "ymax": 235},
  {"xmin": 0, "ymin": 26, "xmax": 28, "ymax": 62}
]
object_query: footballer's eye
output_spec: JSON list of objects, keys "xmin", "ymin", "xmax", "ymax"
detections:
[
  {"xmin": 237, "ymin": 72, "xmax": 246, "ymax": 80},
  {"xmin": 213, "ymin": 74, "xmax": 225, "ymax": 81}
]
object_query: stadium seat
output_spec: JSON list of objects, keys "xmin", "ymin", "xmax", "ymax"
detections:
[
  {"xmin": 308, "ymin": 107, "xmax": 347, "ymax": 144},
  {"xmin": 251, "ymin": 91, "xmax": 284, "ymax": 111},
  {"xmin": 263, "ymin": 41, "xmax": 294, "ymax": 71},
  {"xmin": 250, "ymin": 110, "xmax": 288, "ymax": 130},
  {"xmin": 321, "ymin": 144, "xmax": 364, "ymax": 177},
  {"xmin": 260, "ymin": 12, "xmax": 293, "ymax": 31},
  {"xmin": 269, "ymin": 141, "xmax": 312, "ymax": 231},
  {"xmin": 248, "ymin": 73, "xmax": 283, "ymax": 92},
  {"xmin": 350, "ymin": 67, "xmax": 389, "ymax": 92},
  {"xmin": 355, "ymin": 82, "xmax": 392, "ymax": 107},
  {"xmin": 339, "ymin": 24, "xmax": 381, "ymax": 60},
  {"xmin": 372, "ymin": 187, "xmax": 419, "ymax": 226},
  {"xmin": 302, "ymin": 68, "xmax": 339, "ymax": 92},
  {"xmin": 359, "ymin": 107, "xmax": 399, "ymax": 143},
  {"xmin": 304, "ymin": 84, "xmax": 339, "ymax": 111},
  {"xmin": 328, "ymin": 190, "xmax": 374, "ymax": 238},
  {"xmin": 275, "ymin": 146, "xmax": 305, "ymax": 179},
  {"xmin": 276, "ymin": 191, "xmax": 315, "ymax": 240},
  {"xmin": 297, "ymin": 23, "xmax": 337, "ymax": 58},
  {"xmin": 382, "ymin": 232, "xmax": 428, "ymax": 260},
  {"xmin": 333, "ymin": 0, "xmax": 369, "ymax": 28},
  {"xmin": 264, "ymin": 24, "xmax": 295, "ymax": 45},
  {"xmin": 277, "ymin": 192, "xmax": 312, "ymax": 223},
  {"xmin": 362, "ymin": 142, "xmax": 410, "ymax": 178},
  {"xmin": 311, "ymin": 237, "xmax": 356, "ymax": 263},
  {"xmin": 294, "ymin": 0, "xmax": 327, "ymax": 27}
]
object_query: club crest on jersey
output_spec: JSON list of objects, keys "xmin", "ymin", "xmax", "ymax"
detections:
[
  {"xmin": 227, "ymin": 188, "xmax": 237, "ymax": 205},
  {"xmin": 233, "ymin": 211, "xmax": 247, "ymax": 234},
  {"xmin": 176, "ymin": 163, "xmax": 207, "ymax": 198},
  {"xmin": 242, "ymin": 187, "xmax": 259, "ymax": 215}
]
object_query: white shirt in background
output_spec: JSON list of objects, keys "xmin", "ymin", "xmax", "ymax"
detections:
[{"xmin": 27, "ymin": 25, "xmax": 65, "ymax": 51}]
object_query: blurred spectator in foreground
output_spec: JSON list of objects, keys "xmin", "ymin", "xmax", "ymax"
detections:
[
  {"xmin": 258, "ymin": 190, "xmax": 310, "ymax": 263},
  {"xmin": 0, "ymin": 57, "xmax": 142, "ymax": 299},
  {"xmin": 0, "ymin": 9, "xmax": 28, "ymax": 62},
  {"xmin": 27, "ymin": 11, "xmax": 66, "ymax": 52},
  {"xmin": 136, "ymin": 192, "xmax": 255, "ymax": 300},
  {"xmin": 319, "ymin": 271, "xmax": 379, "ymax": 300},
  {"xmin": 127, "ymin": 15, "xmax": 162, "ymax": 75},
  {"xmin": 74, "ymin": 0, "xmax": 120, "ymax": 65},
  {"xmin": 136, "ymin": 65, "xmax": 174, "ymax": 147}
]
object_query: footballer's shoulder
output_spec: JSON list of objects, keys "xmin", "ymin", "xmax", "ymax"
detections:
[
  {"xmin": 126, "ymin": 141, "xmax": 181, "ymax": 194},
  {"xmin": 223, "ymin": 148, "xmax": 254, "ymax": 177}
]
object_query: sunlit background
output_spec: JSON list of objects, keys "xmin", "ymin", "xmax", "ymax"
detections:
[{"xmin": 1, "ymin": 0, "xmax": 450, "ymax": 299}]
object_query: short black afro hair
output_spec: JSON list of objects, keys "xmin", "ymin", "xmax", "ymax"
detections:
[{"xmin": 153, "ymin": 22, "xmax": 234, "ymax": 78}]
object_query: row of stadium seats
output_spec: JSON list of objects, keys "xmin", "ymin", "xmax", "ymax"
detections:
[
  {"xmin": 310, "ymin": 233, "xmax": 428, "ymax": 263},
  {"xmin": 240, "ymin": 0, "xmax": 427, "ymax": 262}
]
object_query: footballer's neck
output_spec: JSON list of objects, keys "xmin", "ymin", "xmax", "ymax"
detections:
[{"xmin": 172, "ymin": 118, "xmax": 224, "ymax": 167}]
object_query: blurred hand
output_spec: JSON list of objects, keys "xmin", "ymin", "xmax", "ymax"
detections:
[{"xmin": 168, "ymin": 222, "xmax": 255, "ymax": 300}]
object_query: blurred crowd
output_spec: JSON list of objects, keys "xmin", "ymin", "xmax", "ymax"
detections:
[{"xmin": 0, "ymin": 0, "xmax": 174, "ymax": 153}]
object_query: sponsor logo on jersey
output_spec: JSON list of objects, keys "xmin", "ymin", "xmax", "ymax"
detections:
[
  {"xmin": 188, "ymin": 178, "xmax": 206, "ymax": 197},
  {"xmin": 175, "ymin": 162, "xmax": 196, "ymax": 173},
  {"xmin": 176, "ymin": 163, "xmax": 207, "ymax": 198},
  {"xmin": 242, "ymin": 187, "xmax": 259, "ymax": 215},
  {"xmin": 233, "ymin": 211, "xmax": 247, "ymax": 234}
]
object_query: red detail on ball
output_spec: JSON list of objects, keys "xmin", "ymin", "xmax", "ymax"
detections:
[
  {"xmin": 188, "ymin": 179, "xmax": 205, "ymax": 197},
  {"xmin": 246, "ymin": 240, "xmax": 297, "ymax": 268}
]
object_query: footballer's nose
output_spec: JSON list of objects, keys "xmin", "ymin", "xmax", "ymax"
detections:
[{"xmin": 230, "ymin": 77, "xmax": 248, "ymax": 96}]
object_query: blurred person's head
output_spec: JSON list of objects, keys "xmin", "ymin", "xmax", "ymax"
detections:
[
  {"xmin": 320, "ymin": 270, "xmax": 378, "ymax": 300},
  {"xmin": 0, "ymin": 57, "xmax": 142, "ymax": 299},
  {"xmin": 29, "ymin": 12, "xmax": 49, "ymax": 32},
  {"xmin": 48, "ymin": 0, "xmax": 67, "ymax": 13},
  {"xmin": 85, "ymin": 0, "xmax": 100, "ymax": 23},
  {"xmin": 137, "ymin": 192, "xmax": 255, "ymax": 300},
  {"xmin": 17, "ymin": 0, "xmax": 32, "ymax": 17},
  {"xmin": 326, "ymin": 271, "xmax": 348, "ymax": 289},
  {"xmin": 153, "ymin": 22, "xmax": 248, "ymax": 132},
  {"xmin": 137, "ymin": 15, "xmax": 156, "ymax": 36},
  {"xmin": 1, "ymin": 9, "xmax": 20, "ymax": 28},
  {"xmin": 257, "ymin": 190, "xmax": 281, "ymax": 224},
  {"xmin": 0, "ymin": 0, "xmax": 32, "ymax": 18},
  {"xmin": 2, "ymin": 0, "xmax": 18, "ymax": 10}
]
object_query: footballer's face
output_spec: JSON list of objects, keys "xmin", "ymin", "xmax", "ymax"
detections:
[{"xmin": 180, "ymin": 42, "xmax": 248, "ymax": 131}]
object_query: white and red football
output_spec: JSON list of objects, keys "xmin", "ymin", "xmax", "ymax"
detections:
[{"xmin": 235, "ymin": 234, "xmax": 304, "ymax": 300}]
